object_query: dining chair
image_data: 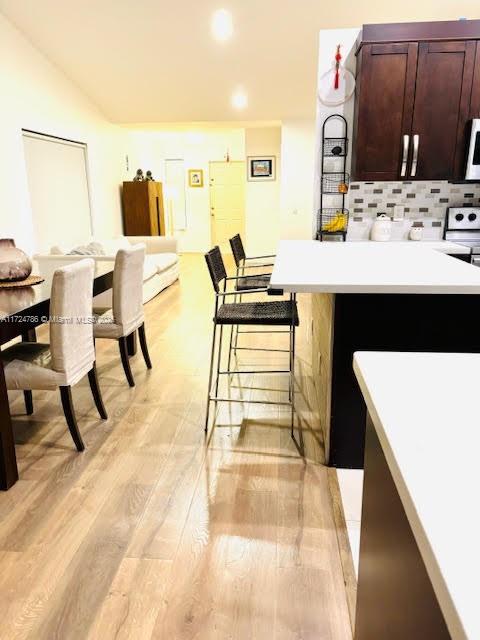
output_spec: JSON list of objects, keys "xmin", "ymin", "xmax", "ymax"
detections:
[
  {"xmin": 93, "ymin": 244, "xmax": 152, "ymax": 387},
  {"xmin": 204, "ymin": 246, "xmax": 298, "ymax": 435},
  {"xmin": 1, "ymin": 259, "xmax": 107, "ymax": 452}
]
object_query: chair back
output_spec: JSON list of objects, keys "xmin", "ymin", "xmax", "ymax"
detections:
[
  {"xmin": 50, "ymin": 259, "xmax": 95, "ymax": 380},
  {"xmin": 205, "ymin": 246, "xmax": 227, "ymax": 293},
  {"xmin": 229, "ymin": 234, "xmax": 246, "ymax": 268},
  {"xmin": 112, "ymin": 244, "xmax": 145, "ymax": 335}
]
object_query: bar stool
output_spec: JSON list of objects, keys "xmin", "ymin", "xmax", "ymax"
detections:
[
  {"xmin": 204, "ymin": 246, "xmax": 299, "ymax": 435},
  {"xmin": 229, "ymin": 233, "xmax": 275, "ymax": 291},
  {"xmin": 228, "ymin": 234, "xmax": 283, "ymax": 366}
]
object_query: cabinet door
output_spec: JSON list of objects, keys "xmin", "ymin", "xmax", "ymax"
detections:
[
  {"xmin": 470, "ymin": 41, "xmax": 480, "ymax": 118},
  {"xmin": 410, "ymin": 41, "xmax": 475, "ymax": 180},
  {"xmin": 352, "ymin": 43, "xmax": 418, "ymax": 181}
]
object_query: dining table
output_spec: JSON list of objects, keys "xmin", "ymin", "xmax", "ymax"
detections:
[{"xmin": 0, "ymin": 258, "xmax": 114, "ymax": 491}]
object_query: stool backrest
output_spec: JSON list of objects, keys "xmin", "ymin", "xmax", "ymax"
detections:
[
  {"xmin": 229, "ymin": 234, "xmax": 246, "ymax": 268},
  {"xmin": 205, "ymin": 246, "xmax": 227, "ymax": 293},
  {"xmin": 50, "ymin": 259, "xmax": 95, "ymax": 378},
  {"xmin": 112, "ymin": 244, "xmax": 145, "ymax": 334}
]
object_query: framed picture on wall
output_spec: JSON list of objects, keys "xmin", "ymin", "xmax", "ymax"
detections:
[
  {"xmin": 188, "ymin": 169, "xmax": 204, "ymax": 187},
  {"xmin": 247, "ymin": 156, "xmax": 276, "ymax": 181}
]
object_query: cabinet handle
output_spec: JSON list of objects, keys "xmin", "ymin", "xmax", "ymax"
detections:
[
  {"xmin": 400, "ymin": 135, "xmax": 409, "ymax": 177},
  {"xmin": 410, "ymin": 134, "xmax": 419, "ymax": 177}
]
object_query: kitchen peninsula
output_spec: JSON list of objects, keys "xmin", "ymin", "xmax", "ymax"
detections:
[
  {"xmin": 270, "ymin": 240, "xmax": 480, "ymax": 468},
  {"xmin": 353, "ymin": 351, "xmax": 480, "ymax": 639}
]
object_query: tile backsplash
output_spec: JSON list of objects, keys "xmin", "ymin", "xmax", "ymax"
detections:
[{"xmin": 346, "ymin": 180, "xmax": 480, "ymax": 241}]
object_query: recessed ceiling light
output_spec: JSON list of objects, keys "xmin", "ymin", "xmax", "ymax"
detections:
[
  {"xmin": 211, "ymin": 9, "xmax": 233, "ymax": 42},
  {"xmin": 231, "ymin": 88, "xmax": 248, "ymax": 110}
]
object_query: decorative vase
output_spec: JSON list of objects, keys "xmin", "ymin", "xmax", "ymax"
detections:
[{"xmin": 0, "ymin": 239, "xmax": 32, "ymax": 282}]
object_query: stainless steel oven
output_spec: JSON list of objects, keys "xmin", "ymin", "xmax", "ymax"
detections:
[
  {"xmin": 444, "ymin": 206, "xmax": 480, "ymax": 264},
  {"xmin": 466, "ymin": 119, "xmax": 480, "ymax": 180}
]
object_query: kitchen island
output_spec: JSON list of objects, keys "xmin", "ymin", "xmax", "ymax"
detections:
[
  {"xmin": 353, "ymin": 351, "xmax": 479, "ymax": 640},
  {"xmin": 270, "ymin": 240, "xmax": 480, "ymax": 467}
]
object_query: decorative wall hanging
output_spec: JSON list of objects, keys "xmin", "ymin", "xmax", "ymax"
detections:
[
  {"xmin": 318, "ymin": 45, "xmax": 356, "ymax": 106},
  {"xmin": 188, "ymin": 169, "xmax": 204, "ymax": 187},
  {"xmin": 247, "ymin": 156, "xmax": 276, "ymax": 181}
]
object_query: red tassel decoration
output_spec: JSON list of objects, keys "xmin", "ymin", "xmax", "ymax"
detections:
[{"xmin": 334, "ymin": 44, "xmax": 342, "ymax": 90}]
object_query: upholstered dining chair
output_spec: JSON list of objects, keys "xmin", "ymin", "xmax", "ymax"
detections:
[
  {"xmin": 93, "ymin": 244, "xmax": 152, "ymax": 387},
  {"xmin": 1, "ymin": 259, "xmax": 107, "ymax": 452}
]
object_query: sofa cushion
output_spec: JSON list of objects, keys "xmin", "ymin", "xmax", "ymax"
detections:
[
  {"xmin": 68, "ymin": 241, "xmax": 105, "ymax": 256},
  {"xmin": 95, "ymin": 237, "xmax": 131, "ymax": 255},
  {"xmin": 153, "ymin": 252, "xmax": 178, "ymax": 274},
  {"xmin": 143, "ymin": 255, "xmax": 159, "ymax": 281}
]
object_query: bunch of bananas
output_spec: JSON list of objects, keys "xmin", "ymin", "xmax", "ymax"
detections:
[{"xmin": 322, "ymin": 212, "xmax": 348, "ymax": 233}]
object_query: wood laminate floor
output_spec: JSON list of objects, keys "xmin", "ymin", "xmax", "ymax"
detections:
[{"xmin": 0, "ymin": 255, "xmax": 352, "ymax": 640}]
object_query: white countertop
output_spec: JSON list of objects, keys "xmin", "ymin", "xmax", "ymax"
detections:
[
  {"xmin": 270, "ymin": 240, "xmax": 480, "ymax": 294},
  {"xmin": 353, "ymin": 352, "xmax": 480, "ymax": 640},
  {"xmin": 346, "ymin": 240, "xmax": 470, "ymax": 254}
]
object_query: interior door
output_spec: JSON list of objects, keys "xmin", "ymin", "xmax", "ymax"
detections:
[
  {"xmin": 164, "ymin": 158, "xmax": 187, "ymax": 231},
  {"xmin": 352, "ymin": 42, "xmax": 418, "ymax": 181},
  {"xmin": 410, "ymin": 41, "xmax": 476, "ymax": 180},
  {"xmin": 209, "ymin": 161, "xmax": 245, "ymax": 253}
]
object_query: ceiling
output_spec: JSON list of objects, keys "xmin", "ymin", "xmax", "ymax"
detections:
[{"xmin": 0, "ymin": 0, "xmax": 478, "ymax": 124}]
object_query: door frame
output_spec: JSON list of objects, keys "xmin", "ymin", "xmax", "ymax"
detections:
[{"xmin": 208, "ymin": 160, "xmax": 246, "ymax": 251}]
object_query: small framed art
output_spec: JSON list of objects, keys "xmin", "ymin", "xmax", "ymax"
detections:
[
  {"xmin": 188, "ymin": 169, "xmax": 204, "ymax": 187},
  {"xmin": 247, "ymin": 156, "xmax": 276, "ymax": 181}
]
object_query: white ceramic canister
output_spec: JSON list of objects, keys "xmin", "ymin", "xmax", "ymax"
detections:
[
  {"xmin": 409, "ymin": 225, "xmax": 424, "ymax": 241},
  {"xmin": 370, "ymin": 214, "xmax": 392, "ymax": 242}
]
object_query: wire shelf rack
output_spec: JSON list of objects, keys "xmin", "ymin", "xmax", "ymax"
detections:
[
  {"xmin": 317, "ymin": 207, "xmax": 349, "ymax": 237},
  {"xmin": 321, "ymin": 172, "xmax": 350, "ymax": 194},
  {"xmin": 323, "ymin": 137, "xmax": 348, "ymax": 157}
]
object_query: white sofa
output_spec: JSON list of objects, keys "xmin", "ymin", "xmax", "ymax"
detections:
[{"xmin": 34, "ymin": 236, "xmax": 179, "ymax": 306}]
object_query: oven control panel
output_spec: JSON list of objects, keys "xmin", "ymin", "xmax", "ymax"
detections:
[{"xmin": 446, "ymin": 207, "xmax": 480, "ymax": 231}]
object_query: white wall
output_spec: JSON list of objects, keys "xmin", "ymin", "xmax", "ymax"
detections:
[
  {"xmin": 314, "ymin": 28, "xmax": 360, "ymax": 236},
  {"xmin": 0, "ymin": 13, "xmax": 125, "ymax": 253},
  {"xmin": 279, "ymin": 119, "xmax": 316, "ymax": 240},
  {"xmin": 245, "ymin": 127, "xmax": 281, "ymax": 255},
  {"xmin": 125, "ymin": 128, "xmax": 245, "ymax": 252}
]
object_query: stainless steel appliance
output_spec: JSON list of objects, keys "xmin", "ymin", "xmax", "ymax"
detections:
[
  {"xmin": 444, "ymin": 206, "xmax": 480, "ymax": 265},
  {"xmin": 465, "ymin": 119, "xmax": 480, "ymax": 180}
]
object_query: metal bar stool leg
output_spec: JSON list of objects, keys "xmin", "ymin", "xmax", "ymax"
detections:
[
  {"xmin": 214, "ymin": 324, "xmax": 224, "ymax": 399},
  {"xmin": 233, "ymin": 262, "xmax": 245, "ymax": 356},
  {"xmin": 288, "ymin": 324, "xmax": 293, "ymax": 404},
  {"xmin": 227, "ymin": 324, "xmax": 235, "ymax": 381},
  {"xmin": 290, "ymin": 295, "xmax": 297, "ymax": 437},
  {"xmin": 205, "ymin": 320, "xmax": 218, "ymax": 432}
]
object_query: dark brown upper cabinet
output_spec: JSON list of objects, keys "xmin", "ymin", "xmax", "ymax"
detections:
[
  {"xmin": 351, "ymin": 20, "xmax": 480, "ymax": 182},
  {"xmin": 470, "ymin": 42, "xmax": 480, "ymax": 119},
  {"xmin": 352, "ymin": 42, "xmax": 417, "ymax": 181}
]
